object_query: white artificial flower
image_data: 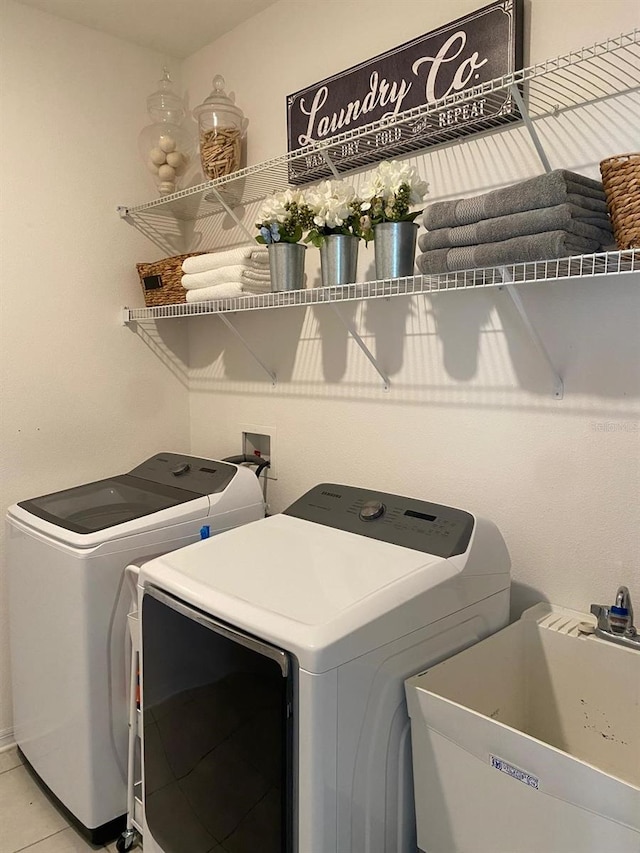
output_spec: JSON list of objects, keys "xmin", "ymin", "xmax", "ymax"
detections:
[
  {"xmin": 409, "ymin": 175, "xmax": 429, "ymax": 204},
  {"xmin": 361, "ymin": 160, "xmax": 429, "ymax": 203},
  {"xmin": 379, "ymin": 160, "xmax": 404, "ymax": 196},
  {"xmin": 360, "ymin": 172, "xmax": 385, "ymax": 203},
  {"xmin": 257, "ymin": 187, "xmax": 306, "ymax": 225},
  {"xmin": 257, "ymin": 194, "xmax": 287, "ymax": 224},
  {"xmin": 280, "ymin": 187, "xmax": 307, "ymax": 207},
  {"xmin": 305, "ymin": 180, "xmax": 356, "ymax": 230}
]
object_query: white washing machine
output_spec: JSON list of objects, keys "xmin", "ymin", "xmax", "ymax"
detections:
[
  {"xmin": 7, "ymin": 452, "xmax": 265, "ymax": 844},
  {"xmin": 136, "ymin": 483, "xmax": 511, "ymax": 853}
]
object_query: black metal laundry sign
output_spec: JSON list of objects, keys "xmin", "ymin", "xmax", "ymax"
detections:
[{"xmin": 286, "ymin": 0, "xmax": 523, "ymax": 184}]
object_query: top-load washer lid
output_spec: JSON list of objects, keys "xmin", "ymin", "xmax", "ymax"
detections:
[
  {"xmin": 140, "ymin": 484, "xmax": 511, "ymax": 673},
  {"xmin": 14, "ymin": 453, "xmax": 237, "ymax": 536}
]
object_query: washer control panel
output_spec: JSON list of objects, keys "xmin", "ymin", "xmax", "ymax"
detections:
[
  {"xmin": 128, "ymin": 453, "xmax": 237, "ymax": 495},
  {"xmin": 284, "ymin": 483, "xmax": 474, "ymax": 558}
]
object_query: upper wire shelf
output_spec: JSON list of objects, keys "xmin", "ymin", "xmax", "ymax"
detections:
[
  {"xmin": 119, "ymin": 29, "xmax": 639, "ymax": 233},
  {"xmin": 122, "ymin": 249, "xmax": 639, "ymax": 324}
]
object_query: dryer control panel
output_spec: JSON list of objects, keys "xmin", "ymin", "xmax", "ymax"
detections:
[{"xmin": 284, "ymin": 483, "xmax": 475, "ymax": 558}]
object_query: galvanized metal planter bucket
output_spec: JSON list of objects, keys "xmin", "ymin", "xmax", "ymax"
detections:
[
  {"xmin": 374, "ymin": 222, "xmax": 418, "ymax": 279},
  {"xmin": 319, "ymin": 234, "xmax": 359, "ymax": 287},
  {"xmin": 268, "ymin": 242, "xmax": 307, "ymax": 291}
]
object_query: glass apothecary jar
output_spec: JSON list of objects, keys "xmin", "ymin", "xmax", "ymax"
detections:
[
  {"xmin": 193, "ymin": 75, "xmax": 248, "ymax": 180},
  {"xmin": 138, "ymin": 68, "xmax": 195, "ymax": 196}
]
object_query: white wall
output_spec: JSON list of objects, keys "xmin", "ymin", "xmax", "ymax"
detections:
[
  {"xmin": 182, "ymin": 0, "xmax": 640, "ymax": 620},
  {"xmin": 0, "ymin": 1, "xmax": 191, "ymax": 740}
]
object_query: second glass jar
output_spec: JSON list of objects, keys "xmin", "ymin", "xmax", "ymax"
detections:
[{"xmin": 193, "ymin": 75, "xmax": 248, "ymax": 181}]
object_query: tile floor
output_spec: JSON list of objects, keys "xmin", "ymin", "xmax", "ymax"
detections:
[{"xmin": 0, "ymin": 747, "xmax": 125, "ymax": 853}]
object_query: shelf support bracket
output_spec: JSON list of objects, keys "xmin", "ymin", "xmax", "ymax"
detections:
[
  {"xmin": 217, "ymin": 314, "xmax": 277, "ymax": 386},
  {"xmin": 117, "ymin": 206, "xmax": 182, "ymax": 255},
  {"xmin": 330, "ymin": 304, "xmax": 390, "ymax": 390},
  {"xmin": 308, "ymin": 138, "xmax": 341, "ymax": 179},
  {"xmin": 499, "ymin": 268, "xmax": 563, "ymax": 399},
  {"xmin": 205, "ymin": 186, "xmax": 255, "ymax": 243},
  {"xmin": 509, "ymin": 84, "xmax": 552, "ymax": 174}
]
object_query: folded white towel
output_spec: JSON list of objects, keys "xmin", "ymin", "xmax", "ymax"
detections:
[
  {"xmin": 182, "ymin": 246, "xmax": 269, "ymax": 274},
  {"xmin": 186, "ymin": 283, "xmax": 243, "ymax": 302},
  {"xmin": 241, "ymin": 267, "xmax": 272, "ymax": 279},
  {"xmin": 242, "ymin": 282, "xmax": 271, "ymax": 293},
  {"xmin": 182, "ymin": 264, "xmax": 272, "ymax": 290},
  {"xmin": 186, "ymin": 281, "xmax": 272, "ymax": 302}
]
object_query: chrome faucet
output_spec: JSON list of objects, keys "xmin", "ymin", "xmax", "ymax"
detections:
[{"xmin": 591, "ymin": 585, "xmax": 640, "ymax": 650}]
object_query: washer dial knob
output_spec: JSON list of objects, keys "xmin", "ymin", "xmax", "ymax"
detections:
[
  {"xmin": 172, "ymin": 462, "xmax": 191, "ymax": 476},
  {"xmin": 359, "ymin": 500, "xmax": 386, "ymax": 521}
]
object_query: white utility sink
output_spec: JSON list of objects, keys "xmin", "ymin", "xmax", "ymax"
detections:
[{"xmin": 406, "ymin": 602, "xmax": 640, "ymax": 853}]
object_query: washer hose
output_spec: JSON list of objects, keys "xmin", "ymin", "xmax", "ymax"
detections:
[{"xmin": 222, "ymin": 454, "xmax": 270, "ymax": 479}]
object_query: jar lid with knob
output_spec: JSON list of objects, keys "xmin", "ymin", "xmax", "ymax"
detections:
[{"xmin": 193, "ymin": 75, "xmax": 248, "ymax": 181}]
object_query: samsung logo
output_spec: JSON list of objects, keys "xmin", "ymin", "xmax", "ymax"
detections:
[{"xmin": 321, "ymin": 491, "xmax": 342, "ymax": 499}]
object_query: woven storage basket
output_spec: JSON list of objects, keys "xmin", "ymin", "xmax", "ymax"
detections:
[
  {"xmin": 136, "ymin": 253, "xmax": 205, "ymax": 307},
  {"xmin": 599, "ymin": 153, "xmax": 640, "ymax": 250}
]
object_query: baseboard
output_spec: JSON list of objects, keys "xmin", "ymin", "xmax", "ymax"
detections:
[{"xmin": 0, "ymin": 728, "xmax": 16, "ymax": 752}]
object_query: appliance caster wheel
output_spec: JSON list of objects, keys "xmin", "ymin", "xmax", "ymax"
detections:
[{"xmin": 116, "ymin": 829, "xmax": 138, "ymax": 852}]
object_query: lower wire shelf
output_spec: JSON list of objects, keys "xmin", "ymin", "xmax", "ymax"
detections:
[{"xmin": 122, "ymin": 249, "xmax": 639, "ymax": 325}]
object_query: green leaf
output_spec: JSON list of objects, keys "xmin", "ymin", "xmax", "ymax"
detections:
[
  {"xmin": 304, "ymin": 228, "xmax": 324, "ymax": 248},
  {"xmin": 400, "ymin": 209, "xmax": 423, "ymax": 223},
  {"xmin": 255, "ymin": 235, "xmax": 267, "ymax": 244}
]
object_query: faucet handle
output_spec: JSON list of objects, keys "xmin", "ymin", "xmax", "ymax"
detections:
[
  {"xmin": 610, "ymin": 600, "xmax": 631, "ymax": 635},
  {"xmin": 614, "ymin": 585, "xmax": 634, "ymax": 629},
  {"xmin": 590, "ymin": 603, "xmax": 610, "ymax": 630},
  {"xmin": 590, "ymin": 594, "xmax": 640, "ymax": 649}
]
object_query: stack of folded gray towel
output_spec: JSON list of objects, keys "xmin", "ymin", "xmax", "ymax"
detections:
[
  {"xmin": 416, "ymin": 170, "xmax": 614, "ymax": 275},
  {"xmin": 182, "ymin": 245, "xmax": 271, "ymax": 302}
]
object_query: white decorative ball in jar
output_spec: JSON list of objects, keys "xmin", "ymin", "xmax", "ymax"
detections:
[{"xmin": 138, "ymin": 68, "xmax": 195, "ymax": 196}]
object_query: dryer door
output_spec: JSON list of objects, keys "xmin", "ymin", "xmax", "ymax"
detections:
[{"xmin": 141, "ymin": 587, "xmax": 294, "ymax": 853}]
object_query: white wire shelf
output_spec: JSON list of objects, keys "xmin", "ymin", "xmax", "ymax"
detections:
[
  {"xmin": 118, "ymin": 29, "xmax": 639, "ymax": 238},
  {"xmin": 122, "ymin": 249, "xmax": 639, "ymax": 324}
]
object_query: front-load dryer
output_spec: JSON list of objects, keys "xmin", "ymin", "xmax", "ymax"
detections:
[
  {"xmin": 7, "ymin": 452, "xmax": 265, "ymax": 844},
  {"xmin": 136, "ymin": 483, "xmax": 511, "ymax": 853}
]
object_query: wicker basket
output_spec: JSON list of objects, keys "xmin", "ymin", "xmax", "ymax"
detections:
[
  {"xmin": 599, "ymin": 153, "xmax": 640, "ymax": 250},
  {"xmin": 136, "ymin": 253, "xmax": 205, "ymax": 307}
]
